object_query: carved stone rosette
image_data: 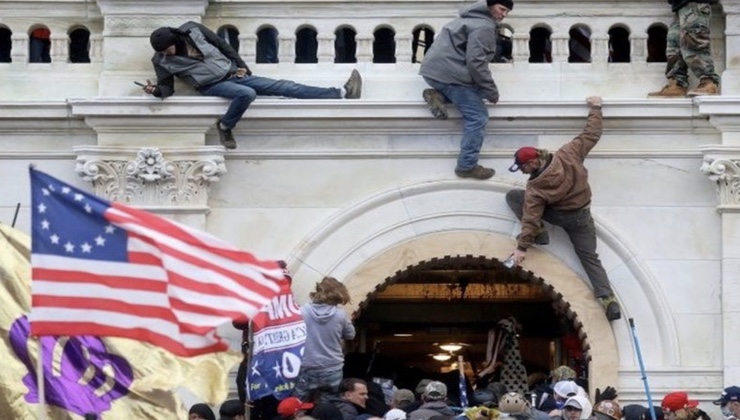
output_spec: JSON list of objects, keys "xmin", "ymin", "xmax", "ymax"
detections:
[
  {"xmin": 74, "ymin": 147, "xmax": 226, "ymax": 209},
  {"xmin": 700, "ymin": 155, "xmax": 740, "ymax": 212}
]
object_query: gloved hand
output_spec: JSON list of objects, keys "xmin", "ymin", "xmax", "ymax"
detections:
[
  {"xmin": 487, "ymin": 94, "xmax": 499, "ymax": 104},
  {"xmin": 595, "ymin": 386, "xmax": 618, "ymax": 403}
]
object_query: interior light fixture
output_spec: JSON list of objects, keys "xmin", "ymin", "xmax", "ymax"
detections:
[
  {"xmin": 439, "ymin": 343, "xmax": 463, "ymax": 352},
  {"xmin": 432, "ymin": 353, "xmax": 452, "ymax": 361},
  {"xmin": 393, "ymin": 333, "xmax": 413, "ymax": 337}
]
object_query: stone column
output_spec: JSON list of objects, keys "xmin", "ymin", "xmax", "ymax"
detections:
[
  {"xmin": 551, "ymin": 33, "xmax": 569, "ymax": 62},
  {"xmin": 11, "ymin": 33, "xmax": 27, "ymax": 63},
  {"xmin": 722, "ymin": 0, "xmax": 740, "ymax": 94},
  {"xmin": 95, "ymin": 0, "xmax": 209, "ymax": 96},
  {"xmin": 279, "ymin": 35, "xmax": 296, "ymax": 63},
  {"xmin": 75, "ymin": 146, "xmax": 226, "ymax": 228},
  {"xmin": 512, "ymin": 32, "xmax": 529, "ymax": 63},
  {"xmin": 700, "ymin": 147, "xmax": 740, "ymax": 386}
]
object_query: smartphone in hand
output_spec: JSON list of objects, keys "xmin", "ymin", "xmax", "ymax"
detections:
[{"xmin": 134, "ymin": 81, "xmax": 146, "ymax": 87}]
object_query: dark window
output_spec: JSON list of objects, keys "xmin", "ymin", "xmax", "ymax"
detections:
[
  {"xmin": 256, "ymin": 27, "xmax": 278, "ymax": 63},
  {"xmin": 608, "ymin": 26, "xmax": 630, "ymax": 63},
  {"xmin": 69, "ymin": 27, "xmax": 90, "ymax": 63},
  {"xmin": 568, "ymin": 25, "xmax": 591, "ymax": 63},
  {"xmin": 335, "ymin": 27, "xmax": 356, "ymax": 63},
  {"xmin": 295, "ymin": 27, "xmax": 318, "ymax": 63},
  {"xmin": 29, "ymin": 27, "xmax": 51, "ymax": 63},
  {"xmin": 493, "ymin": 26, "xmax": 513, "ymax": 62},
  {"xmin": 529, "ymin": 27, "xmax": 552, "ymax": 63},
  {"xmin": 217, "ymin": 26, "xmax": 240, "ymax": 52},
  {"xmin": 647, "ymin": 24, "xmax": 667, "ymax": 62},
  {"xmin": 373, "ymin": 27, "xmax": 396, "ymax": 63},
  {"xmin": 0, "ymin": 27, "xmax": 11, "ymax": 62},
  {"xmin": 412, "ymin": 26, "xmax": 434, "ymax": 63}
]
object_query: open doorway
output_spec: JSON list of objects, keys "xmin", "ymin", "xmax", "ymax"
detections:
[{"xmin": 347, "ymin": 255, "xmax": 590, "ymax": 401}]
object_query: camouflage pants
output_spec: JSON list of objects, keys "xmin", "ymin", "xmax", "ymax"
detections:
[{"xmin": 665, "ymin": 2, "xmax": 719, "ymax": 86}]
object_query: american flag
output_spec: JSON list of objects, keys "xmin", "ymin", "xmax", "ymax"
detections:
[{"xmin": 29, "ymin": 168, "xmax": 286, "ymax": 357}]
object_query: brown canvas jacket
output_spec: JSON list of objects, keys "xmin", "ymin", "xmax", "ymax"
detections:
[{"xmin": 517, "ymin": 107, "xmax": 603, "ymax": 250}]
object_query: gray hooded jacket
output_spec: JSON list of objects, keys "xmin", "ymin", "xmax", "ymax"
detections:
[
  {"xmin": 419, "ymin": 0, "xmax": 500, "ymax": 101},
  {"xmin": 300, "ymin": 303, "xmax": 355, "ymax": 370}
]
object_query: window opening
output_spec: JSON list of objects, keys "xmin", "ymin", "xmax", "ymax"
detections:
[
  {"xmin": 335, "ymin": 27, "xmax": 357, "ymax": 63},
  {"xmin": 295, "ymin": 27, "xmax": 318, "ymax": 63},
  {"xmin": 412, "ymin": 26, "xmax": 434, "ymax": 63},
  {"xmin": 0, "ymin": 27, "xmax": 11, "ymax": 62},
  {"xmin": 29, "ymin": 27, "xmax": 51, "ymax": 63},
  {"xmin": 494, "ymin": 26, "xmax": 513, "ymax": 62},
  {"xmin": 529, "ymin": 26, "xmax": 552, "ymax": 63},
  {"xmin": 568, "ymin": 25, "xmax": 591, "ymax": 63},
  {"xmin": 608, "ymin": 26, "xmax": 630, "ymax": 63},
  {"xmin": 647, "ymin": 24, "xmax": 667, "ymax": 62},
  {"xmin": 256, "ymin": 27, "xmax": 279, "ymax": 63},
  {"xmin": 373, "ymin": 27, "xmax": 396, "ymax": 63},
  {"xmin": 69, "ymin": 27, "xmax": 90, "ymax": 63},
  {"xmin": 217, "ymin": 25, "xmax": 240, "ymax": 52}
]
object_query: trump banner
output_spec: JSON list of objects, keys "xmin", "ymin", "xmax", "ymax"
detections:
[{"xmin": 247, "ymin": 279, "xmax": 305, "ymax": 401}]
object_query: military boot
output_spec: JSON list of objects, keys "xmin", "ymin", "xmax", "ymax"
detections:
[
  {"xmin": 647, "ymin": 79, "xmax": 687, "ymax": 98},
  {"xmin": 599, "ymin": 295, "xmax": 622, "ymax": 321},
  {"xmin": 687, "ymin": 79, "xmax": 719, "ymax": 97}
]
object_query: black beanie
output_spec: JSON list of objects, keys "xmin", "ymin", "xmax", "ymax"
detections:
[
  {"xmin": 150, "ymin": 27, "xmax": 178, "ymax": 51},
  {"xmin": 487, "ymin": 0, "xmax": 514, "ymax": 10}
]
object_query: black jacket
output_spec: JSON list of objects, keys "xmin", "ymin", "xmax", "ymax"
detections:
[{"xmin": 151, "ymin": 21, "xmax": 250, "ymax": 98}]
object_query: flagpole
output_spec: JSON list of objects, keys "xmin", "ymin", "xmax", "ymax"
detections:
[
  {"xmin": 37, "ymin": 337, "xmax": 46, "ymax": 420},
  {"xmin": 245, "ymin": 321, "xmax": 253, "ymax": 420}
]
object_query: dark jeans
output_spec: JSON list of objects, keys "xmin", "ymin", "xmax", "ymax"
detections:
[
  {"xmin": 200, "ymin": 75, "xmax": 342, "ymax": 129},
  {"xmin": 506, "ymin": 189, "xmax": 614, "ymax": 298}
]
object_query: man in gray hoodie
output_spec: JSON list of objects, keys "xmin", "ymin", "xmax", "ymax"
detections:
[{"xmin": 419, "ymin": 0, "xmax": 512, "ymax": 180}]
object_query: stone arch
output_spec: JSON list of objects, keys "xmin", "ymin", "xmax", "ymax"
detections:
[{"xmin": 288, "ymin": 179, "xmax": 679, "ymax": 390}]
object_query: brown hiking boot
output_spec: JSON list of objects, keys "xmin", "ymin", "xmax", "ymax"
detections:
[
  {"xmin": 688, "ymin": 79, "xmax": 719, "ymax": 97},
  {"xmin": 423, "ymin": 88, "xmax": 448, "ymax": 120},
  {"xmin": 647, "ymin": 79, "xmax": 687, "ymax": 98},
  {"xmin": 455, "ymin": 165, "xmax": 495, "ymax": 180}
]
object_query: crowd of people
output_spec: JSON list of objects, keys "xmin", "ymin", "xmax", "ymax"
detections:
[{"xmin": 189, "ymin": 369, "xmax": 740, "ymax": 420}]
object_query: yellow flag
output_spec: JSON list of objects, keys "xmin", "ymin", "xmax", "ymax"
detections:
[{"xmin": 0, "ymin": 223, "xmax": 241, "ymax": 419}]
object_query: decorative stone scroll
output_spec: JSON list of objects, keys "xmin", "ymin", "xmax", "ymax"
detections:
[
  {"xmin": 74, "ymin": 147, "xmax": 226, "ymax": 208},
  {"xmin": 700, "ymin": 156, "xmax": 740, "ymax": 212}
]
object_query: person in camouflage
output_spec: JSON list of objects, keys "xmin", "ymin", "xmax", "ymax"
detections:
[{"xmin": 648, "ymin": 0, "xmax": 719, "ymax": 97}]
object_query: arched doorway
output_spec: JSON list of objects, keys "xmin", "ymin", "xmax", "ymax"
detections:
[
  {"xmin": 349, "ymin": 254, "xmax": 592, "ymax": 397},
  {"xmin": 288, "ymin": 179, "xmax": 679, "ymax": 399}
]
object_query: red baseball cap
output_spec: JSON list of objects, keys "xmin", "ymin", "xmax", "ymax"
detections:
[
  {"xmin": 661, "ymin": 392, "xmax": 698, "ymax": 412},
  {"xmin": 508, "ymin": 147, "xmax": 539, "ymax": 172},
  {"xmin": 277, "ymin": 397, "xmax": 314, "ymax": 417}
]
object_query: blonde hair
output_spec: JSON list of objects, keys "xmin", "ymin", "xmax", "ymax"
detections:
[
  {"xmin": 310, "ymin": 276, "xmax": 351, "ymax": 305},
  {"xmin": 536, "ymin": 148, "xmax": 551, "ymax": 168}
]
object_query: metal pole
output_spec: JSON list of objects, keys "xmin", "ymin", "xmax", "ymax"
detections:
[
  {"xmin": 629, "ymin": 318, "xmax": 656, "ymax": 420},
  {"xmin": 37, "ymin": 337, "xmax": 46, "ymax": 420},
  {"xmin": 12, "ymin": 203, "xmax": 20, "ymax": 227}
]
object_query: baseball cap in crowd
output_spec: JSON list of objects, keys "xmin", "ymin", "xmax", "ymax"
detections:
[
  {"xmin": 564, "ymin": 398, "xmax": 583, "ymax": 411},
  {"xmin": 393, "ymin": 389, "xmax": 415, "ymax": 407},
  {"xmin": 277, "ymin": 397, "xmax": 314, "ymax": 417},
  {"xmin": 661, "ymin": 392, "xmax": 698, "ymax": 412},
  {"xmin": 594, "ymin": 400, "xmax": 622, "ymax": 420},
  {"xmin": 415, "ymin": 379, "xmax": 433, "ymax": 396},
  {"xmin": 713, "ymin": 386, "xmax": 740, "ymax": 406},
  {"xmin": 554, "ymin": 381, "xmax": 580, "ymax": 399},
  {"xmin": 424, "ymin": 381, "xmax": 448, "ymax": 401},
  {"xmin": 498, "ymin": 392, "xmax": 529, "ymax": 415},
  {"xmin": 508, "ymin": 147, "xmax": 539, "ymax": 172},
  {"xmin": 384, "ymin": 408, "xmax": 408, "ymax": 420}
]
